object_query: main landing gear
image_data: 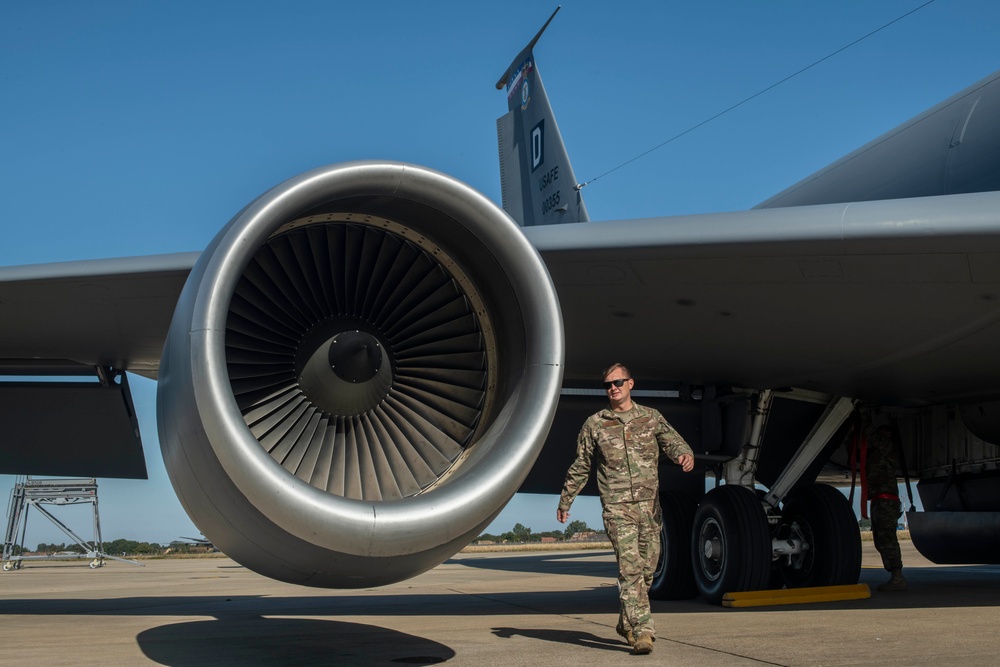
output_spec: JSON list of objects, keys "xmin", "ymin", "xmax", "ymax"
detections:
[
  {"xmin": 775, "ymin": 483, "xmax": 861, "ymax": 588},
  {"xmin": 649, "ymin": 490, "xmax": 698, "ymax": 600},
  {"xmin": 691, "ymin": 485, "xmax": 772, "ymax": 604},
  {"xmin": 650, "ymin": 482, "xmax": 861, "ymax": 604}
]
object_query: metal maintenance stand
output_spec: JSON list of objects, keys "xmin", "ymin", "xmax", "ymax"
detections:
[{"xmin": 2, "ymin": 477, "xmax": 141, "ymax": 570}]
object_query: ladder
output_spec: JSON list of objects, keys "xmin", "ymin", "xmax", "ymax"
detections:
[{"xmin": 2, "ymin": 477, "xmax": 141, "ymax": 570}]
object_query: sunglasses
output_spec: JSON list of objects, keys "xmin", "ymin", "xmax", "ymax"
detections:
[{"xmin": 603, "ymin": 378, "xmax": 631, "ymax": 389}]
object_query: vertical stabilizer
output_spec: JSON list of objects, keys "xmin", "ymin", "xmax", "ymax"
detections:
[{"xmin": 496, "ymin": 7, "xmax": 589, "ymax": 226}]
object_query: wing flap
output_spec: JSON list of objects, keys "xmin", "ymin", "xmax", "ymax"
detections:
[{"xmin": 0, "ymin": 379, "xmax": 147, "ymax": 479}]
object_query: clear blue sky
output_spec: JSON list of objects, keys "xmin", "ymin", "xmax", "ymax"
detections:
[{"xmin": 2, "ymin": 1, "xmax": 996, "ymax": 546}]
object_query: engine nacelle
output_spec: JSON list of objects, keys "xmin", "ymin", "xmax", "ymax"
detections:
[{"xmin": 157, "ymin": 162, "xmax": 563, "ymax": 587}]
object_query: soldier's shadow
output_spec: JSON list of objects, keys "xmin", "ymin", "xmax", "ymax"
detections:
[{"xmin": 492, "ymin": 626, "xmax": 629, "ymax": 653}]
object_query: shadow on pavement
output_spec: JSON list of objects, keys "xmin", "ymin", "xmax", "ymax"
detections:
[
  {"xmin": 449, "ymin": 550, "xmax": 616, "ymax": 577},
  {"xmin": 137, "ymin": 616, "xmax": 453, "ymax": 667},
  {"xmin": 493, "ymin": 626, "xmax": 630, "ymax": 654}
]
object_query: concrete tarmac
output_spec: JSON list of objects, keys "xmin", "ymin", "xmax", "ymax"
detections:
[{"xmin": 1, "ymin": 541, "xmax": 999, "ymax": 666}]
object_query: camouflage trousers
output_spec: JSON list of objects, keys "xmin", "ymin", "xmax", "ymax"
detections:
[
  {"xmin": 603, "ymin": 498, "xmax": 661, "ymax": 638},
  {"xmin": 871, "ymin": 497, "xmax": 903, "ymax": 571}
]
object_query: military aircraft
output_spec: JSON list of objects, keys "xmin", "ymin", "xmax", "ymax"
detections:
[{"xmin": 2, "ymin": 8, "xmax": 999, "ymax": 603}]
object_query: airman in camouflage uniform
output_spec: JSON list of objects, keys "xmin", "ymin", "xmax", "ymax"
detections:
[
  {"xmin": 865, "ymin": 410, "xmax": 906, "ymax": 591},
  {"xmin": 557, "ymin": 363, "xmax": 694, "ymax": 655}
]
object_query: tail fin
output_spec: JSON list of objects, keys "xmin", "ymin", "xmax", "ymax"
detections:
[{"xmin": 496, "ymin": 7, "xmax": 589, "ymax": 226}]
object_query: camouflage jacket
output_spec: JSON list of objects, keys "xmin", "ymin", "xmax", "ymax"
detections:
[{"xmin": 558, "ymin": 402, "xmax": 693, "ymax": 510}]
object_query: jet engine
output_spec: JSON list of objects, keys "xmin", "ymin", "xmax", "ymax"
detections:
[{"xmin": 157, "ymin": 162, "xmax": 564, "ymax": 587}]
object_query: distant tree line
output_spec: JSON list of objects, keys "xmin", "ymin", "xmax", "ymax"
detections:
[
  {"xmin": 33, "ymin": 542, "xmax": 93, "ymax": 555},
  {"xmin": 476, "ymin": 520, "xmax": 595, "ymax": 544},
  {"xmin": 31, "ymin": 539, "xmax": 211, "ymax": 556}
]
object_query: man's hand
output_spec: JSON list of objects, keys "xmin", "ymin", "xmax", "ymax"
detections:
[
  {"xmin": 557, "ymin": 508, "xmax": 570, "ymax": 523},
  {"xmin": 678, "ymin": 453, "xmax": 694, "ymax": 472}
]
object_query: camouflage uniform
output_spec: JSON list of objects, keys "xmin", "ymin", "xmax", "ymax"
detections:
[
  {"xmin": 866, "ymin": 423, "xmax": 903, "ymax": 572},
  {"xmin": 558, "ymin": 403, "xmax": 693, "ymax": 640}
]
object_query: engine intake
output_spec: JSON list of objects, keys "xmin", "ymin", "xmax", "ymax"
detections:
[{"xmin": 158, "ymin": 162, "xmax": 563, "ymax": 587}]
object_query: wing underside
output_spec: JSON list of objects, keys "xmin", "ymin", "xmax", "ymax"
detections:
[
  {"xmin": 529, "ymin": 190, "xmax": 1000, "ymax": 406},
  {"xmin": 0, "ymin": 252, "xmax": 197, "ymax": 478},
  {"xmin": 0, "ymin": 252, "xmax": 198, "ymax": 378}
]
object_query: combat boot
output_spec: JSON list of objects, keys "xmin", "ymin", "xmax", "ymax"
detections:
[
  {"xmin": 632, "ymin": 632, "xmax": 654, "ymax": 655},
  {"xmin": 877, "ymin": 568, "xmax": 907, "ymax": 591},
  {"xmin": 615, "ymin": 620, "xmax": 635, "ymax": 647}
]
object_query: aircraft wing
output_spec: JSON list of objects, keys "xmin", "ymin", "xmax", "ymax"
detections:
[
  {"xmin": 3, "ymin": 190, "xmax": 999, "ymax": 484},
  {"xmin": 0, "ymin": 252, "xmax": 198, "ymax": 478},
  {"xmin": 10, "ymin": 187, "xmax": 1000, "ymax": 408},
  {"xmin": 529, "ymin": 190, "xmax": 1000, "ymax": 406},
  {"xmin": 0, "ymin": 252, "xmax": 198, "ymax": 378}
]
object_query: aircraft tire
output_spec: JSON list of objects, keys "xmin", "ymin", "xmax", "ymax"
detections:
[
  {"xmin": 649, "ymin": 490, "xmax": 698, "ymax": 600},
  {"xmin": 779, "ymin": 483, "xmax": 862, "ymax": 588},
  {"xmin": 691, "ymin": 485, "xmax": 771, "ymax": 604}
]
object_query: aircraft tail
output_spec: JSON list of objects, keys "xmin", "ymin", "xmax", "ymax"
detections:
[{"xmin": 495, "ymin": 7, "xmax": 589, "ymax": 226}]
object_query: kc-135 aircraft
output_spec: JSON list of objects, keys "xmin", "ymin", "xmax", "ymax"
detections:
[{"xmin": 2, "ymin": 8, "xmax": 1000, "ymax": 602}]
